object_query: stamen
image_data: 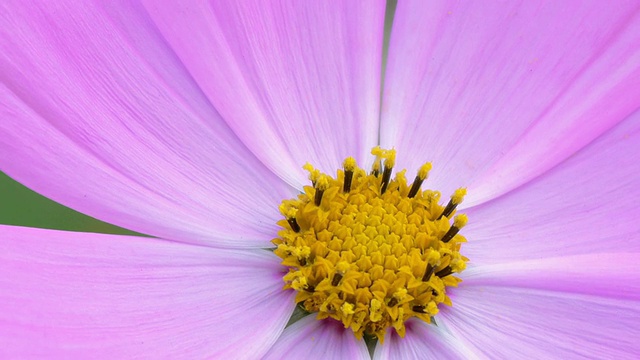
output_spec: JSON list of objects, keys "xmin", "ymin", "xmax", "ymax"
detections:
[
  {"xmin": 342, "ymin": 302, "xmax": 355, "ymax": 316},
  {"xmin": 279, "ymin": 204, "xmax": 300, "ymax": 232},
  {"xmin": 343, "ymin": 157, "xmax": 356, "ymax": 193},
  {"xmin": 303, "ymin": 163, "xmax": 321, "ymax": 187},
  {"xmin": 378, "ymin": 148, "xmax": 396, "ymax": 194},
  {"xmin": 441, "ymin": 214, "xmax": 468, "ymax": 243},
  {"xmin": 380, "ymin": 165, "xmax": 393, "ymax": 194},
  {"xmin": 331, "ymin": 273, "xmax": 343, "ymax": 286},
  {"xmin": 314, "ymin": 175, "xmax": 329, "ymax": 206},
  {"xmin": 408, "ymin": 163, "xmax": 432, "ymax": 198},
  {"xmin": 422, "ymin": 263, "xmax": 436, "ymax": 281},
  {"xmin": 287, "ymin": 218, "xmax": 300, "ymax": 233},
  {"xmin": 435, "ymin": 266, "xmax": 453, "ymax": 278},
  {"xmin": 371, "ymin": 161, "xmax": 381, "ymax": 177},
  {"xmin": 412, "ymin": 305, "xmax": 426, "ymax": 313},
  {"xmin": 332, "ymin": 261, "xmax": 349, "ymax": 286},
  {"xmin": 438, "ymin": 188, "xmax": 467, "ymax": 219},
  {"xmin": 370, "ymin": 146, "xmax": 383, "ymax": 176}
]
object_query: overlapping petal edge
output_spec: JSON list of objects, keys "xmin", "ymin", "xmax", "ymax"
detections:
[{"xmin": 1, "ymin": 0, "xmax": 639, "ymax": 358}]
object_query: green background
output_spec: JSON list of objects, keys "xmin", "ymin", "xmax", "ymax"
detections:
[{"xmin": 0, "ymin": 171, "xmax": 136, "ymax": 235}]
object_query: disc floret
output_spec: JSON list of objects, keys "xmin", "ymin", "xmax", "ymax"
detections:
[{"xmin": 273, "ymin": 148, "xmax": 468, "ymax": 342}]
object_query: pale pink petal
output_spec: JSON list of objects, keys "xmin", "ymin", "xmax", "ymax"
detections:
[
  {"xmin": 0, "ymin": 1, "xmax": 297, "ymax": 248},
  {"xmin": 142, "ymin": 0, "xmax": 385, "ymax": 187},
  {"xmin": 440, "ymin": 286, "xmax": 640, "ymax": 358},
  {"xmin": 263, "ymin": 315, "xmax": 369, "ymax": 360},
  {"xmin": 373, "ymin": 319, "xmax": 476, "ymax": 360},
  {"xmin": 381, "ymin": 0, "xmax": 640, "ymax": 204},
  {"xmin": 464, "ymin": 110, "xmax": 640, "ymax": 263},
  {"xmin": 0, "ymin": 225, "xmax": 295, "ymax": 358},
  {"xmin": 463, "ymin": 253, "xmax": 640, "ymax": 300}
]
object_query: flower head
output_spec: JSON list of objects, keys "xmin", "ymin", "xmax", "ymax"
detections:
[{"xmin": 1, "ymin": 0, "xmax": 640, "ymax": 358}]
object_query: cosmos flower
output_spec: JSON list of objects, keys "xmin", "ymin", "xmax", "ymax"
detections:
[{"xmin": 1, "ymin": 0, "xmax": 640, "ymax": 358}]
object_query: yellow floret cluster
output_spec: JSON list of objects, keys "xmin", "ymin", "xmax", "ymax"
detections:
[{"xmin": 273, "ymin": 148, "xmax": 468, "ymax": 342}]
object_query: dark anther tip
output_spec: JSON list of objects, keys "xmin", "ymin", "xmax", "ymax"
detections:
[
  {"xmin": 412, "ymin": 305, "xmax": 426, "ymax": 314},
  {"xmin": 387, "ymin": 297, "xmax": 398, "ymax": 307},
  {"xmin": 435, "ymin": 266, "xmax": 453, "ymax": 278},
  {"xmin": 331, "ymin": 273, "xmax": 343, "ymax": 286},
  {"xmin": 314, "ymin": 189, "xmax": 325, "ymax": 206},
  {"xmin": 287, "ymin": 218, "xmax": 300, "ymax": 233},
  {"xmin": 422, "ymin": 264, "xmax": 435, "ymax": 282},
  {"xmin": 441, "ymin": 226, "xmax": 459, "ymax": 243},
  {"xmin": 343, "ymin": 170, "xmax": 354, "ymax": 193},
  {"xmin": 380, "ymin": 166, "xmax": 393, "ymax": 194}
]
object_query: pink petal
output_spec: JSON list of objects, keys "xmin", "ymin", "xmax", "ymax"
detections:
[
  {"xmin": 263, "ymin": 315, "xmax": 370, "ymax": 360},
  {"xmin": 0, "ymin": 225, "xmax": 295, "ymax": 358},
  {"xmin": 464, "ymin": 253, "xmax": 640, "ymax": 300},
  {"xmin": 142, "ymin": 0, "xmax": 386, "ymax": 187},
  {"xmin": 381, "ymin": 0, "xmax": 640, "ymax": 204},
  {"xmin": 0, "ymin": 1, "xmax": 297, "ymax": 248},
  {"xmin": 440, "ymin": 286, "xmax": 640, "ymax": 358},
  {"xmin": 373, "ymin": 319, "xmax": 474, "ymax": 360},
  {"xmin": 464, "ymin": 110, "xmax": 640, "ymax": 264}
]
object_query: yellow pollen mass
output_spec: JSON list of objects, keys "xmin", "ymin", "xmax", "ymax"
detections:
[
  {"xmin": 451, "ymin": 188, "xmax": 467, "ymax": 205},
  {"xmin": 273, "ymin": 148, "xmax": 469, "ymax": 342},
  {"xmin": 343, "ymin": 157, "xmax": 357, "ymax": 172},
  {"xmin": 453, "ymin": 214, "xmax": 469, "ymax": 228},
  {"xmin": 417, "ymin": 162, "xmax": 432, "ymax": 180}
]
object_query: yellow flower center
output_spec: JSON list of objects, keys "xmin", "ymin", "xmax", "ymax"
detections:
[{"xmin": 273, "ymin": 147, "xmax": 468, "ymax": 342}]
